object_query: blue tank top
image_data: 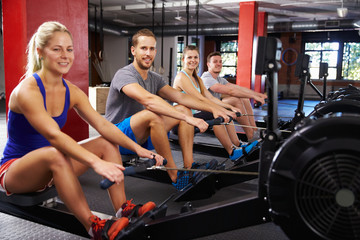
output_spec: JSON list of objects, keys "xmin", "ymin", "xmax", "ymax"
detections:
[{"xmin": 0, "ymin": 73, "xmax": 70, "ymax": 165}]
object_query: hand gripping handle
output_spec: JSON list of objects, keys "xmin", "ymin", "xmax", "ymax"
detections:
[
  {"xmin": 100, "ymin": 158, "xmax": 167, "ymax": 189},
  {"xmin": 194, "ymin": 112, "xmax": 241, "ymax": 133}
]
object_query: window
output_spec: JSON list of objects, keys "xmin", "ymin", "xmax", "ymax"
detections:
[
  {"xmin": 176, "ymin": 37, "xmax": 185, "ymax": 73},
  {"xmin": 304, "ymin": 42, "xmax": 339, "ymax": 80},
  {"xmin": 304, "ymin": 41, "xmax": 360, "ymax": 81},
  {"xmin": 220, "ymin": 40, "xmax": 237, "ymax": 77},
  {"xmin": 342, "ymin": 42, "xmax": 360, "ymax": 80}
]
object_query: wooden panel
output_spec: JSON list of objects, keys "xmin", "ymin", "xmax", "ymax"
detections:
[{"xmin": 89, "ymin": 87, "xmax": 110, "ymax": 115}]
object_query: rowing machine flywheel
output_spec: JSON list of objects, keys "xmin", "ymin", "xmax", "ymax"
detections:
[
  {"xmin": 267, "ymin": 114, "xmax": 360, "ymax": 240},
  {"xmin": 308, "ymin": 98, "xmax": 360, "ymax": 119}
]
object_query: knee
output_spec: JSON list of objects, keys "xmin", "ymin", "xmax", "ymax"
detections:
[
  {"xmin": 138, "ymin": 110, "xmax": 163, "ymax": 124},
  {"xmin": 94, "ymin": 137, "xmax": 119, "ymax": 157},
  {"xmin": 174, "ymin": 105, "xmax": 192, "ymax": 116},
  {"xmin": 44, "ymin": 147, "xmax": 71, "ymax": 169}
]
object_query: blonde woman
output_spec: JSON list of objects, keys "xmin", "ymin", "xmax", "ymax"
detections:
[{"xmin": 0, "ymin": 21, "xmax": 163, "ymax": 239}]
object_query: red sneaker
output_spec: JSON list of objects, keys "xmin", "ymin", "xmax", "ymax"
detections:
[
  {"xmin": 120, "ymin": 199, "xmax": 156, "ymax": 218},
  {"xmin": 90, "ymin": 215, "xmax": 129, "ymax": 240}
]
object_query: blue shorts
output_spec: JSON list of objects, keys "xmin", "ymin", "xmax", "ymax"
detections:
[{"xmin": 115, "ymin": 116, "xmax": 155, "ymax": 155}]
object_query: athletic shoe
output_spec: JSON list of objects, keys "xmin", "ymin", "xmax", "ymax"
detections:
[
  {"xmin": 89, "ymin": 215, "xmax": 129, "ymax": 240},
  {"xmin": 191, "ymin": 159, "xmax": 218, "ymax": 184},
  {"xmin": 229, "ymin": 140, "xmax": 259, "ymax": 161},
  {"xmin": 119, "ymin": 199, "xmax": 156, "ymax": 218},
  {"xmin": 172, "ymin": 171, "xmax": 191, "ymax": 190},
  {"xmin": 235, "ymin": 141, "xmax": 248, "ymax": 148},
  {"xmin": 233, "ymin": 143, "xmax": 247, "ymax": 150},
  {"xmin": 229, "ymin": 148, "xmax": 244, "ymax": 161}
]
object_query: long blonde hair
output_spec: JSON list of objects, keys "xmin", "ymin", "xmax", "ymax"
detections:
[{"xmin": 25, "ymin": 21, "xmax": 72, "ymax": 79}]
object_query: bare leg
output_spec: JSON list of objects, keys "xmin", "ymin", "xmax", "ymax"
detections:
[
  {"xmin": 130, "ymin": 110, "xmax": 178, "ymax": 182},
  {"xmin": 242, "ymin": 98, "xmax": 257, "ymax": 132},
  {"xmin": 225, "ymin": 122, "xmax": 241, "ymax": 147},
  {"xmin": 73, "ymin": 136, "xmax": 126, "ymax": 212},
  {"xmin": 173, "ymin": 105, "xmax": 194, "ymax": 168},
  {"xmin": 5, "ymin": 147, "xmax": 94, "ymax": 230},
  {"xmin": 222, "ymin": 96, "xmax": 255, "ymax": 140},
  {"xmin": 212, "ymin": 125, "xmax": 235, "ymax": 155}
]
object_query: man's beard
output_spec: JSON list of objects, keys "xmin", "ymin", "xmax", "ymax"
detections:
[{"xmin": 136, "ymin": 57, "xmax": 152, "ymax": 70}]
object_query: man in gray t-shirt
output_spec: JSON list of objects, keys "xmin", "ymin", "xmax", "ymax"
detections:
[
  {"xmin": 105, "ymin": 29, "xmax": 234, "ymax": 190},
  {"xmin": 106, "ymin": 63, "xmax": 167, "ymax": 124},
  {"xmin": 201, "ymin": 52, "xmax": 267, "ymax": 141}
]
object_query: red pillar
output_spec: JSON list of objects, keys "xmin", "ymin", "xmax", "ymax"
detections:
[
  {"xmin": 236, "ymin": 1, "xmax": 258, "ymax": 89},
  {"xmin": 2, "ymin": 0, "xmax": 27, "ymax": 110},
  {"xmin": 254, "ymin": 12, "xmax": 268, "ymax": 93},
  {"xmin": 2, "ymin": 0, "xmax": 89, "ymax": 141}
]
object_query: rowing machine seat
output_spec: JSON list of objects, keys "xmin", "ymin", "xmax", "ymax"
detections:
[{"xmin": 0, "ymin": 186, "xmax": 58, "ymax": 207}]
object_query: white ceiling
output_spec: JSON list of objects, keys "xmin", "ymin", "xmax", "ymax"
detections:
[{"xmin": 88, "ymin": 0, "xmax": 360, "ymax": 33}]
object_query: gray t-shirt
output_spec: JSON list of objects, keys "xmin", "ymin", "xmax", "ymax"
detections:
[
  {"xmin": 201, "ymin": 71, "xmax": 229, "ymax": 100},
  {"xmin": 105, "ymin": 63, "xmax": 167, "ymax": 123}
]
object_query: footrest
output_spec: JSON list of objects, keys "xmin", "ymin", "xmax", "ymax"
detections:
[
  {"xmin": 173, "ymin": 174, "xmax": 216, "ymax": 202},
  {"xmin": 116, "ymin": 204, "xmax": 168, "ymax": 239},
  {"xmin": 233, "ymin": 141, "xmax": 261, "ymax": 165}
]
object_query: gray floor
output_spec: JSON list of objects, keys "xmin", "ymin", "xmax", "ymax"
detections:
[{"xmin": 0, "ymin": 98, "xmax": 319, "ymax": 239}]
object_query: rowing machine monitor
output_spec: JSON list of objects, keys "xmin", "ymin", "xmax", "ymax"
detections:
[
  {"xmin": 294, "ymin": 53, "xmax": 310, "ymax": 77},
  {"xmin": 319, "ymin": 62, "xmax": 328, "ymax": 79},
  {"xmin": 319, "ymin": 62, "xmax": 328, "ymax": 101},
  {"xmin": 255, "ymin": 37, "xmax": 282, "ymax": 75}
]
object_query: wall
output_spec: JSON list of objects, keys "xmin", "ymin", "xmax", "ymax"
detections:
[
  {"xmin": 103, "ymin": 34, "xmax": 128, "ymax": 82},
  {"xmin": 152, "ymin": 36, "xmax": 178, "ymax": 85},
  {"xmin": 0, "ymin": 36, "xmax": 4, "ymax": 95},
  {"xmin": 2, "ymin": 0, "xmax": 89, "ymax": 141},
  {"xmin": 89, "ymin": 34, "xmax": 178, "ymax": 86}
]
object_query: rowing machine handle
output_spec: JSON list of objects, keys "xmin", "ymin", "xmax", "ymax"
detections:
[
  {"xmin": 100, "ymin": 158, "xmax": 167, "ymax": 190},
  {"xmin": 194, "ymin": 116, "xmax": 224, "ymax": 134},
  {"xmin": 194, "ymin": 112, "xmax": 242, "ymax": 134}
]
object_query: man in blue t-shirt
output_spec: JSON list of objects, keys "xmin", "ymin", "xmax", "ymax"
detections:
[{"xmin": 201, "ymin": 52, "xmax": 267, "ymax": 141}]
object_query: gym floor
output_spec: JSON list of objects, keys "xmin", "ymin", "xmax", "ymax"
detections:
[{"xmin": 0, "ymin": 98, "xmax": 319, "ymax": 239}]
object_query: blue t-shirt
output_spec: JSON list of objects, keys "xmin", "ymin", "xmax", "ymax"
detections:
[{"xmin": 1, "ymin": 73, "xmax": 70, "ymax": 165}]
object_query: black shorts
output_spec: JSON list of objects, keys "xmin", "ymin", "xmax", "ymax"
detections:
[
  {"xmin": 171, "ymin": 111, "xmax": 214, "ymax": 135},
  {"xmin": 193, "ymin": 111, "xmax": 213, "ymax": 121}
]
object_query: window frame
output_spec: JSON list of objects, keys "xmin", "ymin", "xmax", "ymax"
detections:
[
  {"xmin": 301, "ymin": 30, "xmax": 360, "ymax": 81},
  {"xmin": 219, "ymin": 40, "xmax": 238, "ymax": 78}
]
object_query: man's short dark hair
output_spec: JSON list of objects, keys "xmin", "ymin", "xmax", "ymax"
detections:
[
  {"xmin": 132, "ymin": 28, "xmax": 156, "ymax": 47},
  {"xmin": 207, "ymin": 51, "xmax": 221, "ymax": 63}
]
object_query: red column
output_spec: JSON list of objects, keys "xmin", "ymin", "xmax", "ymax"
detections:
[
  {"xmin": 2, "ymin": 0, "xmax": 89, "ymax": 141},
  {"xmin": 254, "ymin": 12, "xmax": 268, "ymax": 93},
  {"xmin": 236, "ymin": 1, "xmax": 258, "ymax": 89},
  {"xmin": 2, "ymin": 0, "xmax": 27, "ymax": 111}
]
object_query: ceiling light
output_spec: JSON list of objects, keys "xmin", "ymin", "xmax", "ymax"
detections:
[
  {"xmin": 337, "ymin": 8, "xmax": 348, "ymax": 18},
  {"xmin": 113, "ymin": 18, "xmax": 136, "ymax": 26},
  {"xmin": 354, "ymin": 20, "xmax": 360, "ymax": 28},
  {"xmin": 337, "ymin": 0, "xmax": 348, "ymax": 18},
  {"xmin": 175, "ymin": 11, "xmax": 182, "ymax": 21}
]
